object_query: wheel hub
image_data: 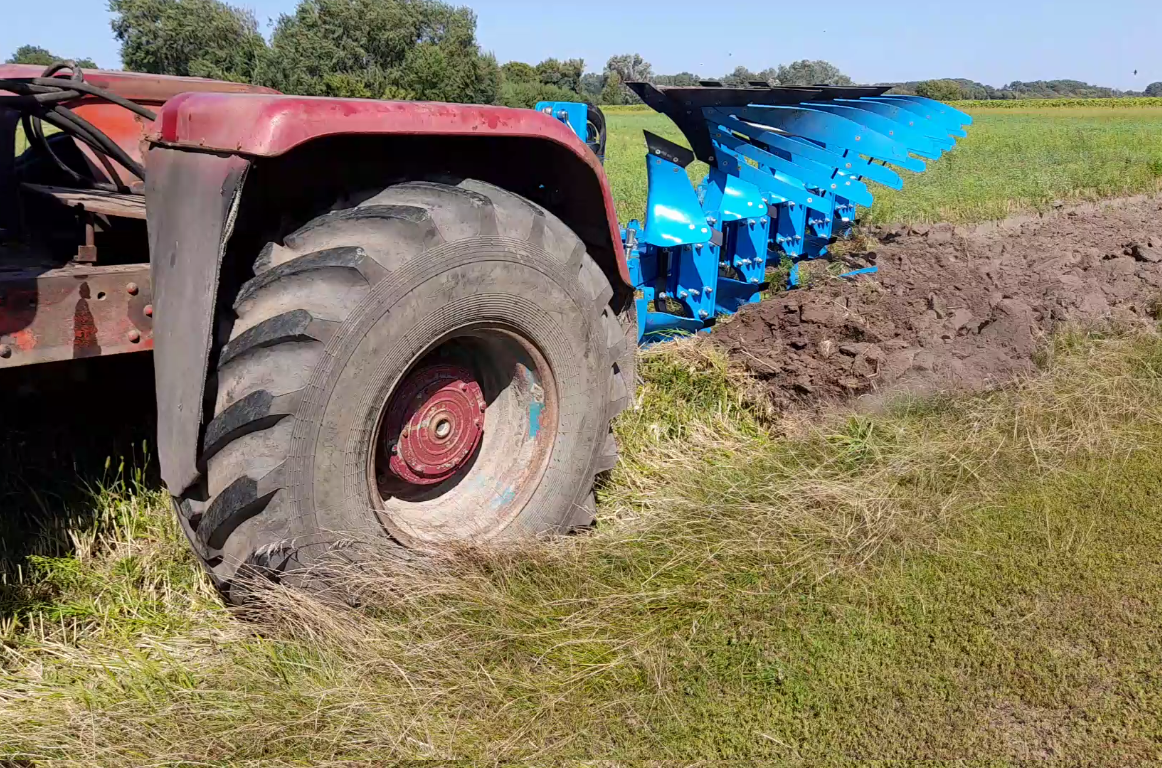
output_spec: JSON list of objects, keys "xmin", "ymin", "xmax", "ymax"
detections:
[{"xmin": 383, "ymin": 363, "xmax": 486, "ymax": 485}]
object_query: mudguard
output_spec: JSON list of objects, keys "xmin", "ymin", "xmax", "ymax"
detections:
[
  {"xmin": 145, "ymin": 94, "xmax": 627, "ymax": 495},
  {"xmin": 147, "ymin": 148, "xmax": 249, "ymax": 494}
]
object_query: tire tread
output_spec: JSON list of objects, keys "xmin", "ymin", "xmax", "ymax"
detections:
[{"xmin": 179, "ymin": 178, "xmax": 636, "ymax": 602}]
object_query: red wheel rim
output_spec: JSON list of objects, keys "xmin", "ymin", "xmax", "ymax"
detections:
[{"xmin": 381, "ymin": 363, "xmax": 486, "ymax": 486}]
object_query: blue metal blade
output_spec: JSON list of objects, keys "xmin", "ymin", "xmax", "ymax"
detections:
[
  {"xmin": 643, "ymin": 311, "xmax": 705, "ymax": 336},
  {"xmin": 802, "ymin": 103, "xmax": 942, "ymax": 160},
  {"xmin": 882, "ymin": 94, "xmax": 973, "ymax": 127},
  {"xmin": 715, "ymin": 276, "xmax": 762, "ymax": 314},
  {"xmin": 719, "ymin": 107, "xmax": 906, "ymax": 190},
  {"xmin": 642, "ymin": 153, "xmax": 713, "ymax": 247},
  {"xmin": 708, "ymin": 115, "xmax": 875, "ymax": 207},
  {"xmin": 725, "ymin": 107, "xmax": 909, "ymax": 188},
  {"xmin": 873, "ymin": 97, "xmax": 968, "ymax": 138},
  {"xmin": 710, "ymin": 124, "xmax": 874, "ymax": 207},
  {"xmin": 778, "ymin": 135, "xmax": 904, "ymax": 190},
  {"xmin": 713, "ymin": 144, "xmax": 812, "ymax": 207},
  {"xmin": 833, "ymin": 99, "xmax": 956, "ymax": 151},
  {"xmin": 745, "ymin": 105, "xmax": 926, "ymax": 173},
  {"xmin": 701, "ymin": 168, "xmax": 769, "ymax": 222}
]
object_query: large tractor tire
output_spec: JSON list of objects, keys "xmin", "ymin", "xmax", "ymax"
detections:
[{"xmin": 176, "ymin": 179, "xmax": 635, "ymax": 601}]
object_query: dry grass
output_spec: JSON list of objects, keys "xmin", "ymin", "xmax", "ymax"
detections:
[{"xmin": 2, "ymin": 330, "xmax": 1161, "ymax": 763}]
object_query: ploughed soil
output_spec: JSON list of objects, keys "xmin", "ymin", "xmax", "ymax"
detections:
[{"xmin": 712, "ymin": 195, "xmax": 1162, "ymax": 411}]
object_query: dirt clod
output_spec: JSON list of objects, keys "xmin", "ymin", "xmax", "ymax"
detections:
[{"xmin": 712, "ymin": 196, "xmax": 1162, "ymax": 411}]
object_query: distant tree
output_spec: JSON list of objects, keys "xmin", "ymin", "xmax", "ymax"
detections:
[
  {"xmin": 772, "ymin": 59, "xmax": 853, "ymax": 86},
  {"xmin": 605, "ymin": 54, "xmax": 651, "ymax": 104},
  {"xmin": 605, "ymin": 53, "xmax": 652, "ymax": 83},
  {"xmin": 756, "ymin": 67, "xmax": 781, "ymax": 84},
  {"xmin": 915, "ymin": 79, "xmax": 963, "ymax": 101},
  {"xmin": 600, "ymin": 70, "xmax": 624, "ymax": 105},
  {"xmin": 1001, "ymin": 79, "xmax": 1117, "ymax": 98},
  {"xmin": 259, "ymin": 0, "xmax": 499, "ymax": 104},
  {"xmin": 501, "ymin": 61, "xmax": 538, "ymax": 84},
  {"xmin": 579, "ymin": 72, "xmax": 605, "ymax": 101},
  {"xmin": 109, "ymin": 0, "xmax": 266, "ymax": 82},
  {"xmin": 884, "ymin": 83, "xmax": 918, "ymax": 96},
  {"xmin": 535, "ymin": 58, "xmax": 584, "ymax": 94},
  {"xmin": 1146, "ymin": 81, "xmax": 1162, "ymax": 97},
  {"xmin": 7, "ymin": 44, "xmax": 97, "ymax": 69},
  {"xmin": 881, "ymin": 79, "xmax": 1000, "ymax": 99},
  {"xmin": 721, "ymin": 66, "xmax": 758, "ymax": 86},
  {"xmin": 654, "ymin": 72, "xmax": 700, "ymax": 87}
]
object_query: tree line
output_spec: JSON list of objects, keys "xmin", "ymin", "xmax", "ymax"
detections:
[
  {"xmin": 6, "ymin": 0, "xmax": 1159, "ymax": 107},
  {"xmin": 891, "ymin": 78, "xmax": 1161, "ymax": 101},
  {"xmin": 4, "ymin": 0, "xmax": 858, "ymax": 108}
]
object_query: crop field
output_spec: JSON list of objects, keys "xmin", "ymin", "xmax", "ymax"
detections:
[
  {"xmin": 3, "ymin": 102, "xmax": 1162, "ymax": 764},
  {"xmin": 604, "ymin": 105, "xmax": 1162, "ymax": 225}
]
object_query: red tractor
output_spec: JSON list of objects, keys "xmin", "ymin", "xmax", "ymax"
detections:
[{"xmin": 1, "ymin": 63, "xmax": 635, "ymax": 600}]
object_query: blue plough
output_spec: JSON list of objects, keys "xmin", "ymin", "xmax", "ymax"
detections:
[{"xmin": 537, "ymin": 82, "xmax": 972, "ymax": 344}]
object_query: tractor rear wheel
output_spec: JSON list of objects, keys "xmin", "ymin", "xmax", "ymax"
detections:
[{"xmin": 176, "ymin": 179, "xmax": 634, "ymax": 602}]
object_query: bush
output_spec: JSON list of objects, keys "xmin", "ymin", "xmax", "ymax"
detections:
[
  {"xmin": 915, "ymin": 79, "xmax": 963, "ymax": 102},
  {"xmin": 496, "ymin": 80, "xmax": 584, "ymax": 109},
  {"xmin": 501, "ymin": 61, "xmax": 538, "ymax": 84}
]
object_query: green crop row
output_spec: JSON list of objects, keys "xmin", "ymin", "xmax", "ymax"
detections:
[{"xmin": 955, "ymin": 97, "xmax": 1162, "ymax": 109}]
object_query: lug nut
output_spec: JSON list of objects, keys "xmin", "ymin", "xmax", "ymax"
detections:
[
  {"xmin": 0, "ymin": 344, "xmax": 10, "ymax": 359},
  {"xmin": 143, "ymin": 304, "xmax": 153, "ymax": 317},
  {"xmin": 127, "ymin": 330, "xmax": 141, "ymax": 343},
  {"xmin": 126, "ymin": 282, "xmax": 139, "ymax": 295},
  {"xmin": 698, "ymin": 310, "xmax": 709, "ymax": 318},
  {"xmin": 678, "ymin": 290, "xmax": 689, "ymax": 299}
]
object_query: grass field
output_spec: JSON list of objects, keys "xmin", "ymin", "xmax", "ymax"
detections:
[
  {"xmin": 605, "ymin": 106, "xmax": 1162, "ymax": 225},
  {"xmin": 4, "ymin": 98, "xmax": 1162, "ymax": 764},
  {"xmin": 2, "ymin": 333, "xmax": 1162, "ymax": 763}
]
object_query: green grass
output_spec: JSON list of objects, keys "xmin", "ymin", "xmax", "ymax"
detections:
[
  {"xmin": 4, "ymin": 96, "xmax": 1162, "ymax": 763},
  {"xmin": 604, "ymin": 106, "xmax": 1162, "ymax": 225},
  {"xmin": 3, "ymin": 332, "xmax": 1162, "ymax": 763}
]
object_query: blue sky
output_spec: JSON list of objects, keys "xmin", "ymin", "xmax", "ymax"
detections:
[{"xmin": 3, "ymin": 0, "xmax": 1160, "ymax": 89}]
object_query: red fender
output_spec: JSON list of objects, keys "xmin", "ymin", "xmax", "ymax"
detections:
[{"xmin": 150, "ymin": 92, "xmax": 628, "ymax": 284}]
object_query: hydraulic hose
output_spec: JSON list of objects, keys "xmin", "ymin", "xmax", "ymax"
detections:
[{"xmin": 0, "ymin": 61, "xmax": 156, "ymax": 191}]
